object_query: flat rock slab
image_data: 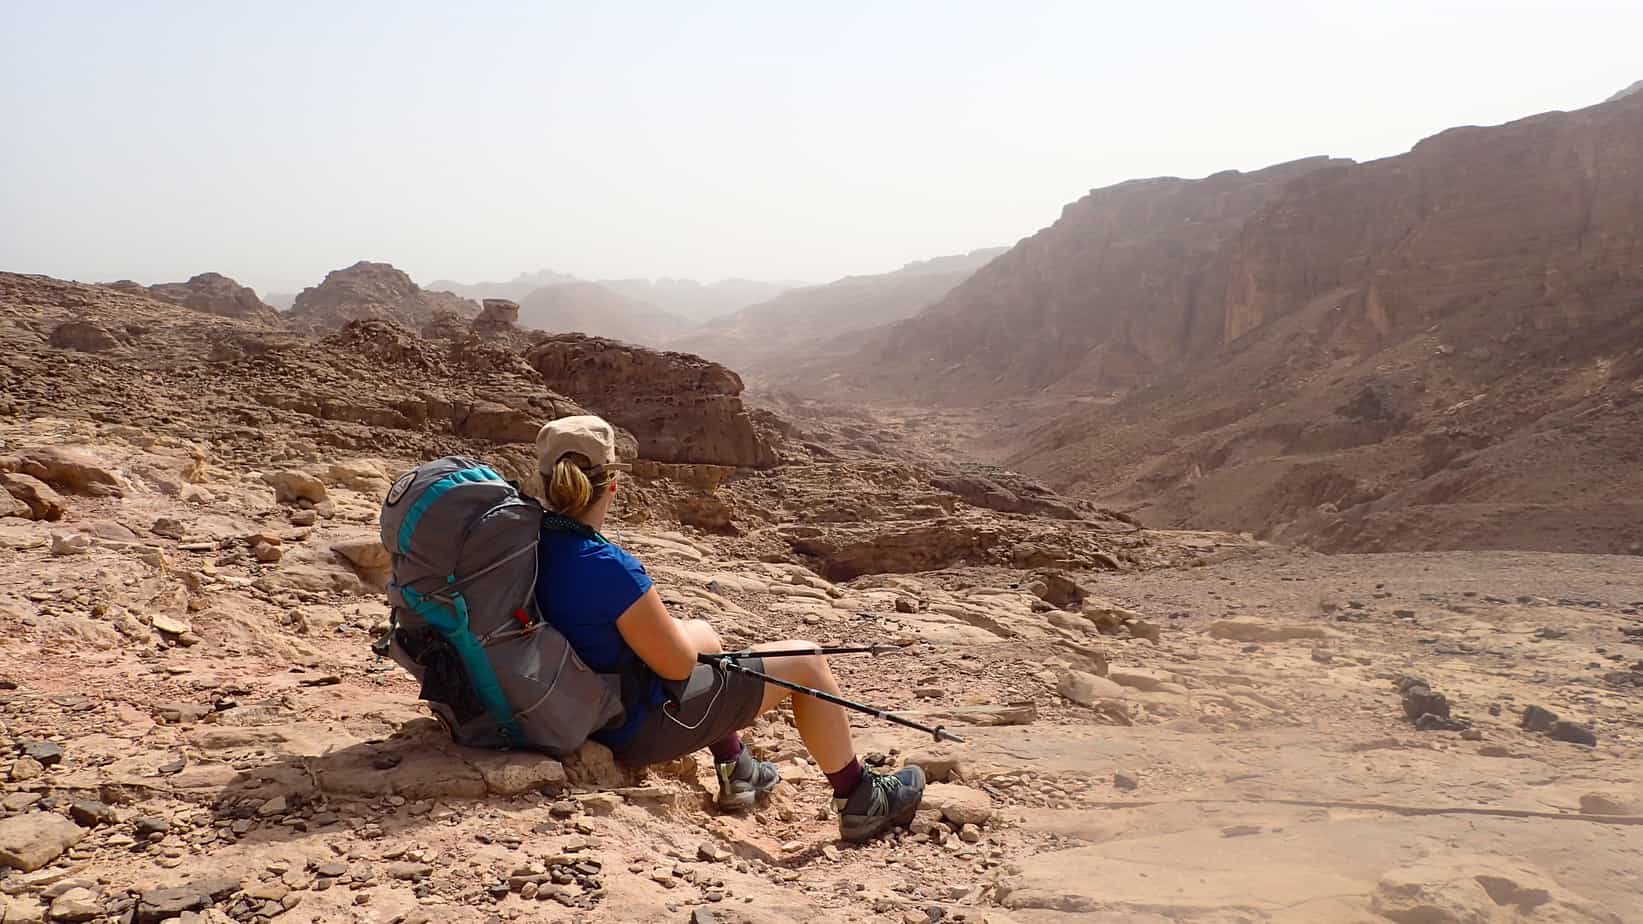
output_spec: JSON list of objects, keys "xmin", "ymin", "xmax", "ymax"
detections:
[{"xmin": 0, "ymin": 813, "xmax": 87, "ymax": 872}]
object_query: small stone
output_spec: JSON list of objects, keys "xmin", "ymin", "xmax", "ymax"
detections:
[
  {"xmin": 958, "ymin": 823, "xmax": 981, "ymax": 843},
  {"xmin": 7, "ymin": 757, "xmax": 43, "ymax": 782},
  {"xmin": 691, "ymin": 909, "xmax": 718, "ymax": 924},
  {"xmin": 1460, "ymin": 728, "xmax": 1483, "ymax": 741},
  {"xmin": 1310, "ymin": 648, "xmax": 1334, "ymax": 664},
  {"xmin": 1113, "ymin": 772, "xmax": 1139, "ymax": 791},
  {"xmin": 288, "ymin": 509, "xmax": 317, "ymax": 527},
  {"xmin": 895, "ymin": 597, "xmax": 920, "ymax": 614},
  {"xmin": 68, "ymin": 801, "xmax": 116, "ymax": 828},
  {"xmin": 252, "ymin": 542, "xmax": 283, "ymax": 564},
  {"xmin": 20, "ymin": 743, "xmax": 63, "ymax": 768},
  {"xmin": 387, "ymin": 862, "xmax": 433, "ymax": 882},
  {"xmin": 821, "ymin": 845, "xmax": 841, "ymax": 862},
  {"xmin": 256, "ymin": 797, "xmax": 287, "ymax": 817},
  {"xmin": 549, "ymin": 800, "xmax": 578, "ymax": 818},
  {"xmin": 696, "ymin": 842, "xmax": 727, "ymax": 863}
]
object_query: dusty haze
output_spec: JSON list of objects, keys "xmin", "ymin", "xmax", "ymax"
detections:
[{"xmin": 2, "ymin": 1, "xmax": 1640, "ymax": 295}]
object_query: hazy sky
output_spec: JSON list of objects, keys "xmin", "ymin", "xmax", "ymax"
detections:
[{"xmin": 3, "ymin": 2, "xmax": 1640, "ymax": 296}]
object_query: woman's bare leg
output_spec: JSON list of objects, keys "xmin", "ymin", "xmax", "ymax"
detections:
[{"xmin": 746, "ymin": 640, "xmax": 856, "ymax": 773}]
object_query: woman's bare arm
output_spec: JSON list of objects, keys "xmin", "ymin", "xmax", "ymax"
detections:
[{"xmin": 614, "ymin": 587, "xmax": 698, "ymax": 680}]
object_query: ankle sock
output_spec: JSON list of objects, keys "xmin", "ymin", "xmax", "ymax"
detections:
[
  {"xmin": 825, "ymin": 758, "xmax": 865, "ymax": 799},
  {"xmin": 709, "ymin": 733, "xmax": 744, "ymax": 764}
]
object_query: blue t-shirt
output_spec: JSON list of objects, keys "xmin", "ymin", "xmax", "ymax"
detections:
[{"xmin": 534, "ymin": 527, "xmax": 660, "ymax": 748}]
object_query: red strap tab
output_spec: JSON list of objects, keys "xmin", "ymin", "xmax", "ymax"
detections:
[{"xmin": 512, "ymin": 608, "xmax": 530, "ymax": 627}]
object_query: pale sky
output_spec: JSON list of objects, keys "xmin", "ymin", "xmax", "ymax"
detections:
[{"xmin": 2, "ymin": 1, "xmax": 1639, "ymax": 296}]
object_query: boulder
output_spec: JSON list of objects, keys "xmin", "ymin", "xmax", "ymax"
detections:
[
  {"xmin": 1057, "ymin": 669, "xmax": 1126, "ymax": 706},
  {"xmin": 264, "ymin": 470, "xmax": 327, "ymax": 505},
  {"xmin": 47, "ymin": 320, "xmax": 120, "ymax": 352},
  {"xmin": 0, "ymin": 813, "xmax": 87, "ymax": 872},
  {"xmin": 331, "ymin": 536, "xmax": 390, "ymax": 589},
  {"xmin": 562, "ymin": 741, "xmax": 632, "ymax": 789},
  {"xmin": 0, "ymin": 486, "xmax": 29, "ymax": 520},
  {"xmin": 473, "ymin": 298, "xmax": 521, "ymax": 335},
  {"xmin": 0, "ymin": 447, "xmax": 124, "ymax": 497}
]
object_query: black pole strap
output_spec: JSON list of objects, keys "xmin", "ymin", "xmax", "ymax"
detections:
[{"xmin": 701, "ymin": 653, "xmax": 964, "ymax": 743}]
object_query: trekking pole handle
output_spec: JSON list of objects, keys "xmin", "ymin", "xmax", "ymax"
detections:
[{"xmin": 702, "ymin": 654, "xmax": 964, "ymax": 744}]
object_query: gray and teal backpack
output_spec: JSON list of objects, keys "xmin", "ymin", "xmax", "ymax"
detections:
[{"xmin": 374, "ymin": 456, "xmax": 625, "ymax": 755}]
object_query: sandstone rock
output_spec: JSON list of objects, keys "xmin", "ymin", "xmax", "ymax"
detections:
[
  {"xmin": 0, "ymin": 813, "xmax": 87, "ymax": 872},
  {"xmin": 330, "ymin": 536, "xmax": 390, "ymax": 588},
  {"xmin": 1, "ymin": 447, "xmax": 124, "ymax": 497},
  {"xmin": 67, "ymin": 801, "xmax": 115, "ymax": 828},
  {"xmin": 525, "ymin": 334, "xmax": 778, "ymax": 468},
  {"xmin": 48, "ymin": 320, "xmax": 120, "ymax": 352},
  {"xmin": 474, "ymin": 753, "xmax": 567, "ymax": 796},
  {"xmin": 251, "ymin": 542, "xmax": 283, "ymax": 563},
  {"xmin": 563, "ymin": 741, "xmax": 631, "ymax": 789},
  {"xmin": 2, "ymin": 474, "xmax": 67, "ymax": 520},
  {"xmin": 46, "ymin": 888, "xmax": 100, "ymax": 923},
  {"xmin": 0, "ymin": 487, "xmax": 27, "ymax": 520},
  {"xmin": 7, "ymin": 757, "xmax": 43, "ymax": 782},
  {"xmin": 1056, "ymin": 669, "xmax": 1125, "ymax": 706},
  {"xmin": 48, "ymin": 533, "xmax": 90, "ymax": 557},
  {"xmin": 923, "ymin": 783, "xmax": 993, "ymax": 826},
  {"xmin": 264, "ymin": 470, "xmax": 326, "ymax": 505},
  {"xmin": 1578, "ymin": 792, "xmax": 1642, "ymax": 816},
  {"xmin": 901, "ymin": 749, "xmax": 963, "ymax": 783},
  {"xmin": 1108, "ymin": 668, "xmax": 1172, "ymax": 692},
  {"xmin": 1206, "ymin": 619, "xmax": 1336, "ymax": 642}
]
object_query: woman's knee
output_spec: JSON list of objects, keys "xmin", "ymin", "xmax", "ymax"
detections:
[{"xmin": 683, "ymin": 618, "xmax": 723, "ymax": 653}]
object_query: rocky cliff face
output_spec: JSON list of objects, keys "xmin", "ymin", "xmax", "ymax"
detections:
[
  {"xmin": 525, "ymin": 333, "xmax": 778, "ymax": 468},
  {"xmin": 285, "ymin": 262, "xmax": 477, "ymax": 331},
  {"xmin": 834, "ymin": 158, "xmax": 1345, "ymax": 402},
  {"xmin": 105, "ymin": 273, "xmax": 280, "ymax": 325},
  {"xmin": 1009, "ymin": 90, "xmax": 1643, "ymax": 552}
]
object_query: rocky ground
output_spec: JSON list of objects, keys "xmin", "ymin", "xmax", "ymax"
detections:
[{"xmin": 1, "ymin": 274, "xmax": 1640, "ymax": 923}]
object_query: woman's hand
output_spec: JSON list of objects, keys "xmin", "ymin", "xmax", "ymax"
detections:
[{"xmin": 614, "ymin": 588, "xmax": 699, "ymax": 680}]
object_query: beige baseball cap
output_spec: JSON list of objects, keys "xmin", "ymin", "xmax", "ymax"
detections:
[{"xmin": 536, "ymin": 415, "xmax": 629, "ymax": 473}]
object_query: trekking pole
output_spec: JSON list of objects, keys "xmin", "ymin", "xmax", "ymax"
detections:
[
  {"xmin": 718, "ymin": 644, "xmax": 903, "ymax": 660},
  {"xmin": 700, "ymin": 653, "xmax": 964, "ymax": 743}
]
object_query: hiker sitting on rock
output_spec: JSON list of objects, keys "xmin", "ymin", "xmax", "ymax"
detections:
[{"xmin": 533, "ymin": 415, "xmax": 925, "ymax": 841}]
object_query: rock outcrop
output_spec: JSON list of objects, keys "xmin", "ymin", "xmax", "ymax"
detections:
[
  {"xmin": 285, "ymin": 262, "xmax": 477, "ymax": 331},
  {"xmin": 472, "ymin": 298, "xmax": 520, "ymax": 336},
  {"xmin": 525, "ymin": 334, "xmax": 778, "ymax": 468},
  {"xmin": 143, "ymin": 273, "xmax": 280, "ymax": 325}
]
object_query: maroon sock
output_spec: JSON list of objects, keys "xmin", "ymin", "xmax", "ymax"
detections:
[
  {"xmin": 825, "ymin": 758, "xmax": 865, "ymax": 798},
  {"xmin": 708, "ymin": 733, "xmax": 743, "ymax": 764}
]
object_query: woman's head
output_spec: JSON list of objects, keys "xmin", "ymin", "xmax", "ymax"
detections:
[{"xmin": 535, "ymin": 415, "xmax": 628, "ymax": 518}]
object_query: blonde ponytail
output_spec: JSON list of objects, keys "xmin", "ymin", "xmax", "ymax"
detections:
[{"xmin": 545, "ymin": 454, "xmax": 612, "ymax": 517}]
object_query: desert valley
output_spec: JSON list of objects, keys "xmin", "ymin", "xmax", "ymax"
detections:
[{"xmin": 1, "ymin": 61, "xmax": 1641, "ymax": 924}]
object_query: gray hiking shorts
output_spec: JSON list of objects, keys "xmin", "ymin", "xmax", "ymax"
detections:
[{"xmin": 612, "ymin": 658, "xmax": 767, "ymax": 767}]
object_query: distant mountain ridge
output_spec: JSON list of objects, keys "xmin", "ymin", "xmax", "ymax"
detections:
[{"xmin": 674, "ymin": 248, "xmax": 1006, "ymax": 377}]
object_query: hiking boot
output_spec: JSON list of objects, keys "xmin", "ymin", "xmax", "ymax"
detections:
[
  {"xmin": 716, "ymin": 750, "xmax": 780, "ymax": 811},
  {"xmin": 832, "ymin": 765, "xmax": 926, "ymax": 842}
]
